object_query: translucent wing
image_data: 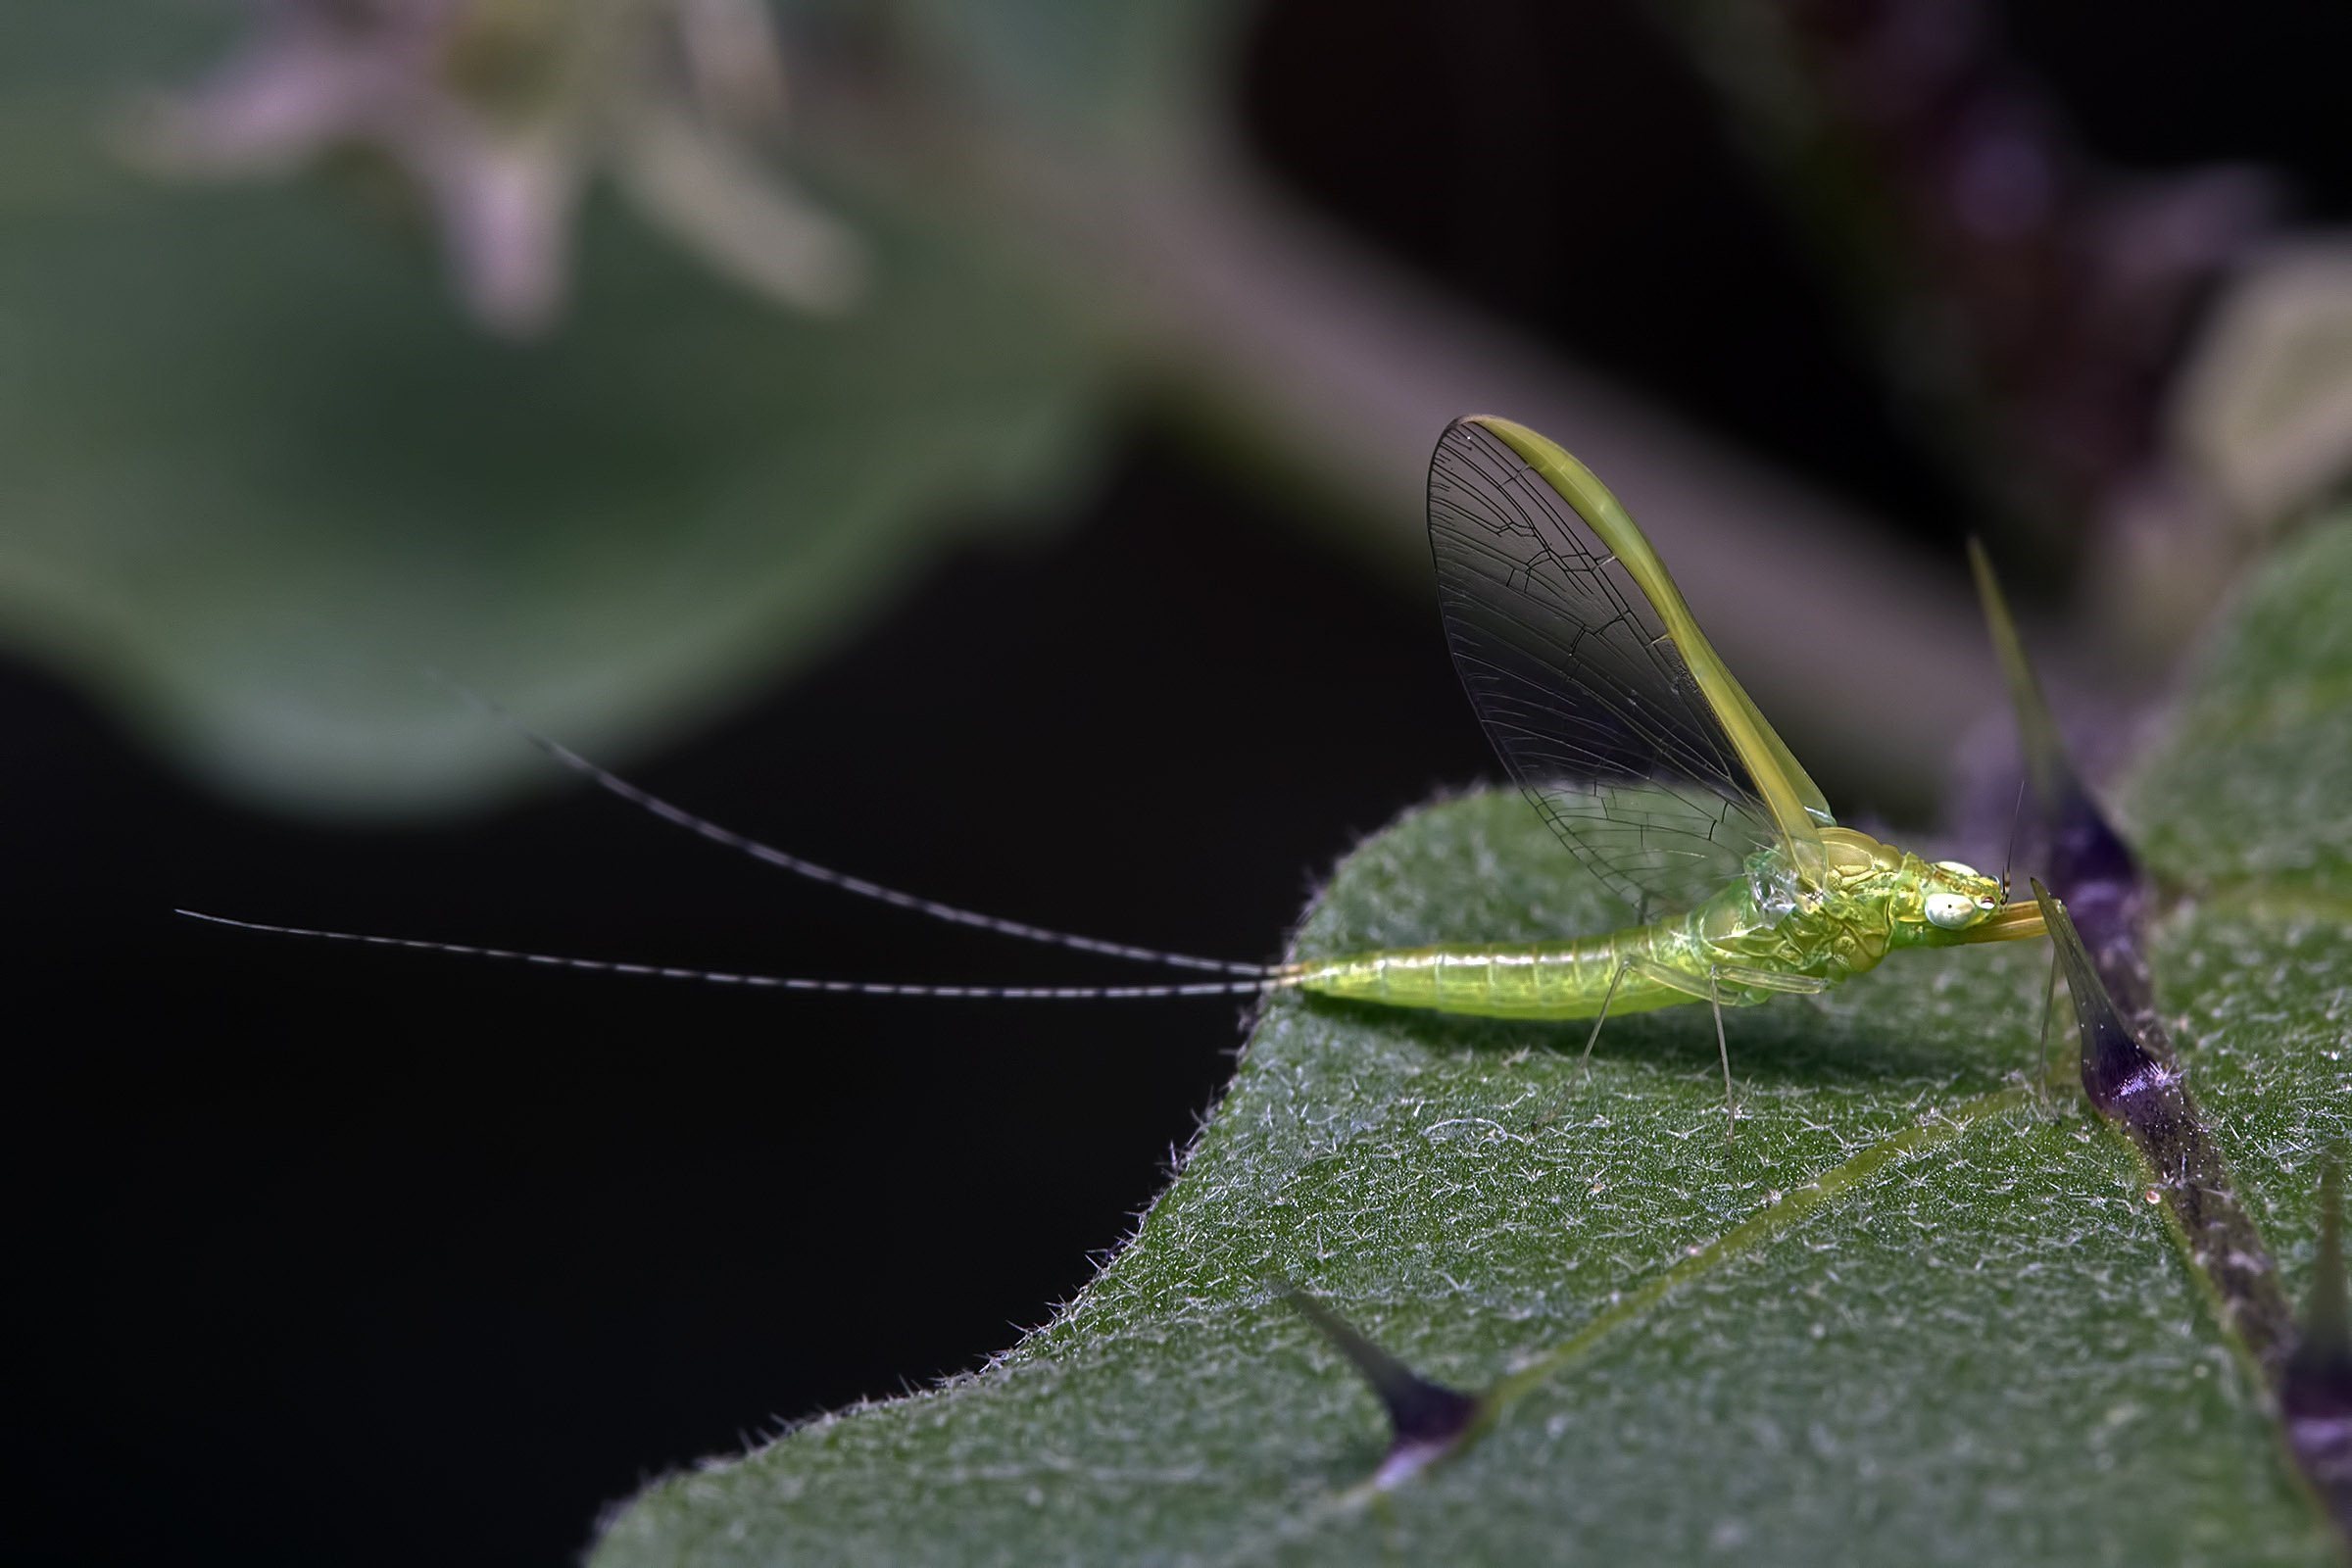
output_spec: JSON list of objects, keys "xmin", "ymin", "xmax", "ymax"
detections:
[{"xmin": 1428, "ymin": 416, "xmax": 1831, "ymax": 918}]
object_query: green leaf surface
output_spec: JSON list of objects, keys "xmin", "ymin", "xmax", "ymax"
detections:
[
  {"xmin": 593, "ymin": 514, "xmax": 2352, "ymax": 1563},
  {"xmin": 0, "ymin": 5, "xmax": 1110, "ymax": 812},
  {"xmin": 2129, "ymin": 519, "xmax": 2352, "ymax": 902}
]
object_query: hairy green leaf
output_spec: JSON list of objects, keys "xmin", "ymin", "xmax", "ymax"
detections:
[
  {"xmin": 2130, "ymin": 520, "xmax": 2352, "ymax": 901},
  {"xmin": 592, "ymin": 519, "xmax": 2352, "ymax": 1564}
]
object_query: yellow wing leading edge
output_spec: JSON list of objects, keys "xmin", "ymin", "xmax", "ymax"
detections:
[{"xmin": 1469, "ymin": 416, "xmax": 1832, "ymax": 890}]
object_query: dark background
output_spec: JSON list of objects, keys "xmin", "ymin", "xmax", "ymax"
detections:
[{"xmin": 12, "ymin": 2, "xmax": 2350, "ymax": 1564}]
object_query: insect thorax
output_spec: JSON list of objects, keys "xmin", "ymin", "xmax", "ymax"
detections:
[{"xmin": 1697, "ymin": 830, "xmax": 1924, "ymax": 987}]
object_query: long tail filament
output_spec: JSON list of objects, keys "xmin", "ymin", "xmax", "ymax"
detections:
[
  {"xmin": 176, "ymin": 909, "xmax": 1302, "ymax": 1001},
  {"xmin": 442, "ymin": 684, "xmax": 1277, "ymax": 979}
]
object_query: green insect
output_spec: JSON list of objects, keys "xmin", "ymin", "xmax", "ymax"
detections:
[
  {"xmin": 183, "ymin": 416, "xmax": 2048, "ymax": 1126},
  {"xmin": 1282, "ymin": 416, "xmax": 2048, "ymax": 1114}
]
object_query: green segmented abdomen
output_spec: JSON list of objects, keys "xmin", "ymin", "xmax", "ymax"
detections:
[{"xmin": 1290, "ymin": 925, "xmax": 1695, "ymax": 1021}]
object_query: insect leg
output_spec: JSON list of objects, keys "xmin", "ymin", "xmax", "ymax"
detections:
[
  {"xmin": 1622, "ymin": 956, "xmax": 1740, "ymax": 1137},
  {"xmin": 2035, "ymin": 938, "xmax": 2061, "ymax": 1099},
  {"xmin": 1623, "ymin": 956, "xmax": 1713, "ymax": 1000},
  {"xmin": 1707, "ymin": 961, "xmax": 1829, "ymax": 996},
  {"xmin": 1707, "ymin": 968, "xmax": 1736, "ymax": 1139},
  {"xmin": 1578, "ymin": 961, "xmax": 1632, "ymax": 1081}
]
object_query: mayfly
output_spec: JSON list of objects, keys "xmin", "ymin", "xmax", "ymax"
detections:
[{"xmin": 182, "ymin": 416, "xmax": 2049, "ymax": 1125}]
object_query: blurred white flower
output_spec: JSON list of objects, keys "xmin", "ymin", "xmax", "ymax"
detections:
[{"xmin": 127, "ymin": 0, "xmax": 864, "ymax": 334}]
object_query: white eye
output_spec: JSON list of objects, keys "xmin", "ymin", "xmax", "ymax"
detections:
[
  {"xmin": 1935, "ymin": 859, "xmax": 1981, "ymax": 878},
  {"xmin": 1925, "ymin": 892, "xmax": 1979, "ymax": 930}
]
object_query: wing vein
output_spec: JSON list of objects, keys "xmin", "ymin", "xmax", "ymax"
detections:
[{"xmin": 1427, "ymin": 418, "xmax": 1785, "ymax": 918}]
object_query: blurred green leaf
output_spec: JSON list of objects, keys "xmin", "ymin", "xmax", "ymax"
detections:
[
  {"xmin": 0, "ymin": 6, "xmax": 1114, "ymax": 812},
  {"xmin": 591, "ymin": 515, "xmax": 2352, "ymax": 1564}
]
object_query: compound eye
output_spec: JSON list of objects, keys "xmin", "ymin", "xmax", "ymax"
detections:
[
  {"xmin": 1925, "ymin": 892, "xmax": 1978, "ymax": 930},
  {"xmin": 1934, "ymin": 859, "xmax": 1981, "ymax": 878}
]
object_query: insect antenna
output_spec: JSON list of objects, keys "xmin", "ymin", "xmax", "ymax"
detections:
[
  {"xmin": 174, "ymin": 909, "xmax": 1301, "ymax": 1001},
  {"xmin": 430, "ymin": 680, "xmax": 1276, "ymax": 979}
]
